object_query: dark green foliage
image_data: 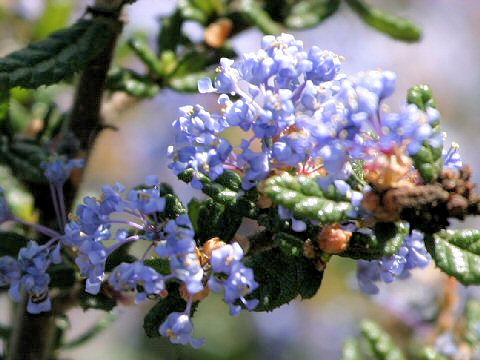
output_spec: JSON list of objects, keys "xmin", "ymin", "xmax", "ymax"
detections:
[
  {"xmin": 195, "ymin": 198, "xmax": 243, "ymax": 244},
  {"xmin": 286, "ymin": 1, "xmax": 340, "ymax": 29},
  {"xmin": 0, "ymin": 18, "xmax": 115, "ymax": 90},
  {"xmin": 144, "ymin": 258, "xmax": 170, "ymax": 276},
  {"xmin": 79, "ymin": 290, "xmax": 116, "ymax": 312},
  {"xmin": 245, "ymin": 248, "xmax": 323, "ymax": 312},
  {"xmin": 428, "ymin": 229, "xmax": 480, "ymax": 285},
  {"xmin": 274, "ymin": 232, "xmax": 304, "ymax": 257},
  {"xmin": 264, "ymin": 173, "xmax": 353, "ymax": 224},
  {"xmin": 341, "ymin": 223, "xmax": 408, "ymax": 260},
  {"xmin": 161, "ymin": 193, "xmax": 187, "ymax": 220},
  {"xmin": 48, "ymin": 264, "xmax": 76, "ymax": 289},
  {"xmin": 104, "ymin": 242, "xmax": 136, "ymax": 272},
  {"xmin": 179, "ymin": 170, "xmax": 256, "ymax": 243},
  {"xmin": 0, "ymin": 232, "xmax": 28, "ymax": 257},
  {"xmin": 157, "ymin": 10, "xmax": 188, "ymax": 52},
  {"xmin": 237, "ymin": 0, "xmax": 283, "ymax": 35},
  {"xmin": 214, "ymin": 170, "xmax": 242, "ymax": 192},
  {"xmin": 143, "ymin": 284, "xmax": 186, "ymax": 338},
  {"xmin": 347, "ymin": 2, "xmax": 421, "ymax": 42},
  {"xmin": 0, "ymin": 137, "xmax": 48, "ymax": 183}
]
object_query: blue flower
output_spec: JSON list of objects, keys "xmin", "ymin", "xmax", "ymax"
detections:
[
  {"xmin": 0, "ymin": 256, "xmax": 21, "ymax": 288},
  {"xmin": 0, "ymin": 187, "xmax": 11, "ymax": 224},
  {"xmin": 210, "ymin": 243, "xmax": 244, "ymax": 274},
  {"xmin": 155, "ymin": 215, "xmax": 196, "ymax": 257},
  {"xmin": 108, "ymin": 262, "xmax": 165, "ymax": 303},
  {"xmin": 41, "ymin": 157, "xmax": 84, "ymax": 186},
  {"xmin": 356, "ymin": 229, "xmax": 430, "ymax": 295},
  {"xmin": 208, "ymin": 244, "xmax": 258, "ymax": 316},
  {"xmin": 159, "ymin": 312, "xmax": 204, "ymax": 348},
  {"xmin": 443, "ymin": 143, "xmax": 462, "ymax": 170}
]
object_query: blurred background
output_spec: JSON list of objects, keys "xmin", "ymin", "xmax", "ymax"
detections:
[{"xmin": 1, "ymin": 0, "xmax": 480, "ymax": 358}]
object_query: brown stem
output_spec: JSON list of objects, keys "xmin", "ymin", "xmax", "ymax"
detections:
[{"xmin": 7, "ymin": 2, "xmax": 127, "ymax": 360}]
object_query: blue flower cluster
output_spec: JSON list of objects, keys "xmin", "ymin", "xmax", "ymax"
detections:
[
  {"xmin": 0, "ymin": 240, "xmax": 61, "ymax": 313},
  {"xmin": 208, "ymin": 243, "xmax": 259, "ymax": 316},
  {"xmin": 356, "ymin": 230, "xmax": 431, "ymax": 294},
  {"xmin": 168, "ymin": 33, "xmax": 443, "ymax": 196}
]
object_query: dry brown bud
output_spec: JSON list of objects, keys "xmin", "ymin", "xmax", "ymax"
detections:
[
  {"xmin": 205, "ymin": 18, "xmax": 233, "ymax": 48},
  {"xmin": 317, "ymin": 224, "xmax": 352, "ymax": 254},
  {"xmin": 202, "ymin": 237, "xmax": 226, "ymax": 257},
  {"xmin": 303, "ymin": 239, "xmax": 316, "ymax": 259},
  {"xmin": 364, "ymin": 147, "xmax": 416, "ymax": 191}
]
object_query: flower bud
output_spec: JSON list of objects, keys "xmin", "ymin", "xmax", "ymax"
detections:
[
  {"xmin": 205, "ymin": 19, "xmax": 233, "ymax": 49},
  {"xmin": 316, "ymin": 224, "xmax": 352, "ymax": 254}
]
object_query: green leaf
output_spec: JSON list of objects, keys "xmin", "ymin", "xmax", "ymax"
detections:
[
  {"xmin": 127, "ymin": 37, "xmax": 171, "ymax": 77},
  {"xmin": 245, "ymin": 248, "xmax": 323, "ymax": 311},
  {"xmin": 0, "ymin": 18, "xmax": 115, "ymax": 90},
  {"xmin": 168, "ymin": 71, "xmax": 213, "ymax": 93},
  {"xmin": 48, "ymin": 264, "xmax": 76, "ymax": 289},
  {"xmin": 213, "ymin": 170, "xmax": 242, "ymax": 192},
  {"xmin": 187, "ymin": 197, "xmax": 202, "ymax": 233},
  {"xmin": 104, "ymin": 242, "xmax": 136, "ymax": 272},
  {"xmin": 238, "ymin": 0, "xmax": 283, "ymax": 35},
  {"xmin": 361, "ymin": 320, "xmax": 406, "ymax": 360},
  {"xmin": 143, "ymin": 284, "xmax": 186, "ymax": 338},
  {"xmin": 274, "ymin": 232, "xmax": 304, "ymax": 257},
  {"xmin": 347, "ymin": 2, "xmax": 421, "ymax": 42},
  {"xmin": 0, "ymin": 232, "xmax": 28, "ymax": 257},
  {"xmin": 0, "ymin": 137, "xmax": 48, "ymax": 183},
  {"xmin": 464, "ymin": 299, "xmax": 480, "ymax": 346},
  {"xmin": 348, "ymin": 159, "xmax": 366, "ymax": 191},
  {"xmin": 0, "ymin": 91, "xmax": 8, "ymax": 130},
  {"xmin": 178, "ymin": 169, "xmax": 239, "ymax": 206},
  {"xmin": 186, "ymin": 0, "xmax": 223, "ymax": 20},
  {"xmin": 144, "ymin": 258, "xmax": 170, "ymax": 276},
  {"xmin": 264, "ymin": 173, "xmax": 354, "ymax": 224},
  {"xmin": 161, "ymin": 193, "xmax": 187, "ymax": 220},
  {"xmin": 341, "ymin": 338, "xmax": 363, "ymax": 360},
  {"xmin": 429, "ymin": 230, "xmax": 480, "ymax": 285},
  {"xmin": 341, "ymin": 223, "xmax": 408, "ymax": 260},
  {"xmin": 0, "ymin": 324, "xmax": 11, "ymax": 339},
  {"xmin": 106, "ymin": 67, "xmax": 160, "ymax": 98},
  {"xmin": 157, "ymin": 10, "xmax": 188, "ymax": 52},
  {"xmin": 286, "ymin": 1, "xmax": 340, "ymax": 29}
]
